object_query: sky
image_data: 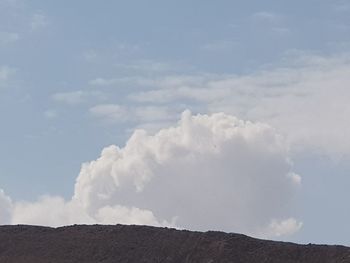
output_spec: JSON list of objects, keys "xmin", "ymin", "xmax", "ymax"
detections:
[{"xmin": 1, "ymin": 0, "xmax": 350, "ymax": 245}]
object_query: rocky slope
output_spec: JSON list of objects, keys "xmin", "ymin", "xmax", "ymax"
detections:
[{"xmin": 0, "ymin": 224, "xmax": 349, "ymax": 263}]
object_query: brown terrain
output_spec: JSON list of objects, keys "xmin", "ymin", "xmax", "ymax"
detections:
[{"xmin": 0, "ymin": 224, "xmax": 349, "ymax": 263}]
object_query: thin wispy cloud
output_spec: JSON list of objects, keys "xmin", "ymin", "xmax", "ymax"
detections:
[
  {"xmin": 200, "ymin": 40, "xmax": 239, "ymax": 52},
  {"xmin": 89, "ymin": 104, "xmax": 127, "ymax": 122},
  {"xmin": 0, "ymin": 31, "xmax": 19, "ymax": 45},
  {"xmin": 52, "ymin": 90, "xmax": 106, "ymax": 105},
  {"xmin": 44, "ymin": 109, "xmax": 58, "ymax": 119},
  {"xmin": 123, "ymin": 53, "xmax": 350, "ymax": 158},
  {"xmin": 90, "ymin": 104, "xmax": 175, "ymax": 125},
  {"xmin": 30, "ymin": 13, "xmax": 48, "ymax": 31},
  {"xmin": 0, "ymin": 66, "xmax": 16, "ymax": 89},
  {"xmin": 0, "ymin": 66, "xmax": 15, "ymax": 81},
  {"xmin": 89, "ymin": 78, "xmax": 123, "ymax": 87},
  {"xmin": 83, "ymin": 49, "xmax": 99, "ymax": 62},
  {"xmin": 251, "ymin": 11, "xmax": 282, "ymax": 24}
]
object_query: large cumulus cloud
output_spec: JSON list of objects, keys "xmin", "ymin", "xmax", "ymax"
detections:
[{"xmin": 2, "ymin": 111, "xmax": 302, "ymax": 238}]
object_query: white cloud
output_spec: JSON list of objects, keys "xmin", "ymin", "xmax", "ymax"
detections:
[
  {"xmin": 0, "ymin": 66, "xmax": 15, "ymax": 89},
  {"xmin": 0, "ymin": 0, "xmax": 21, "ymax": 7},
  {"xmin": 0, "ymin": 189, "xmax": 12, "ymax": 224},
  {"xmin": 127, "ymin": 54, "xmax": 350, "ymax": 158},
  {"xmin": 259, "ymin": 218, "xmax": 303, "ymax": 238},
  {"xmin": 88, "ymin": 76, "xmax": 143, "ymax": 87},
  {"xmin": 271, "ymin": 27, "xmax": 291, "ymax": 35},
  {"xmin": 133, "ymin": 106, "xmax": 173, "ymax": 122},
  {"xmin": 11, "ymin": 196, "xmax": 92, "ymax": 227},
  {"xmin": 52, "ymin": 90, "xmax": 105, "ymax": 105},
  {"xmin": 83, "ymin": 49, "xmax": 98, "ymax": 62},
  {"xmin": 287, "ymin": 172, "xmax": 302, "ymax": 185},
  {"xmin": 115, "ymin": 59, "xmax": 184, "ymax": 73},
  {"xmin": 90, "ymin": 104, "xmax": 175, "ymax": 125},
  {"xmin": 0, "ymin": 66, "xmax": 15, "ymax": 81},
  {"xmin": 250, "ymin": 12, "xmax": 289, "ymax": 36},
  {"xmin": 333, "ymin": 2, "xmax": 350, "ymax": 12},
  {"xmin": 44, "ymin": 109, "xmax": 57, "ymax": 119},
  {"xmin": 74, "ymin": 111, "xmax": 301, "ymax": 237},
  {"xmin": 201, "ymin": 40, "xmax": 239, "ymax": 52},
  {"xmin": 95, "ymin": 205, "xmax": 172, "ymax": 226},
  {"xmin": 2, "ymin": 111, "xmax": 301, "ymax": 238},
  {"xmin": 11, "ymin": 196, "xmax": 172, "ymax": 228},
  {"xmin": 30, "ymin": 13, "xmax": 48, "ymax": 31},
  {"xmin": 130, "ymin": 85, "xmax": 229, "ymax": 103},
  {"xmin": 0, "ymin": 31, "xmax": 19, "ymax": 45},
  {"xmin": 113, "ymin": 43, "xmax": 140, "ymax": 56},
  {"xmin": 90, "ymin": 104, "xmax": 128, "ymax": 122},
  {"xmin": 89, "ymin": 78, "xmax": 122, "ymax": 86},
  {"xmin": 251, "ymin": 11, "xmax": 281, "ymax": 24},
  {"xmin": 52, "ymin": 91, "xmax": 86, "ymax": 105}
]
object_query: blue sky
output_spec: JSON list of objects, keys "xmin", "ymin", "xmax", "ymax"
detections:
[{"xmin": 1, "ymin": 0, "xmax": 350, "ymax": 245}]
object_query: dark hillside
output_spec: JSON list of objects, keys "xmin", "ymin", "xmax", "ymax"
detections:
[{"xmin": 0, "ymin": 224, "xmax": 349, "ymax": 263}]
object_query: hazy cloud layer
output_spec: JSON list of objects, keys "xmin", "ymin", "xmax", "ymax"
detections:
[
  {"xmin": 1, "ymin": 111, "xmax": 301, "ymax": 239},
  {"xmin": 124, "ymin": 54, "xmax": 350, "ymax": 158}
]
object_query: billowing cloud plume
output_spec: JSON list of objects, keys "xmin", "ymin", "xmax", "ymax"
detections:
[{"xmin": 2, "ymin": 111, "xmax": 301, "ymax": 238}]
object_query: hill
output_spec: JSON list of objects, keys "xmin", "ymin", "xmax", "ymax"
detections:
[{"xmin": 0, "ymin": 224, "xmax": 349, "ymax": 262}]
